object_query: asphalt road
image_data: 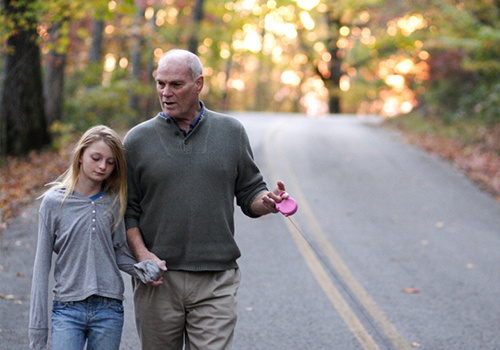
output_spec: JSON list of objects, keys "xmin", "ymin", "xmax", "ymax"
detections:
[{"xmin": 1, "ymin": 112, "xmax": 500, "ymax": 350}]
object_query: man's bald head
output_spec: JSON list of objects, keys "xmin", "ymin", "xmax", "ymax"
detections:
[{"xmin": 159, "ymin": 49, "xmax": 203, "ymax": 81}]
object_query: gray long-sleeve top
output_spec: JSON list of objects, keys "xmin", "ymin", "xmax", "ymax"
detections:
[{"xmin": 29, "ymin": 189, "xmax": 141, "ymax": 350}]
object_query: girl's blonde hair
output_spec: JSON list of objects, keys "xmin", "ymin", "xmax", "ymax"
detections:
[{"xmin": 44, "ymin": 125, "xmax": 127, "ymax": 225}]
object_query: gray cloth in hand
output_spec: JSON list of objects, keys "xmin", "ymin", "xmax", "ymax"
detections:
[{"xmin": 133, "ymin": 260, "xmax": 166, "ymax": 283}]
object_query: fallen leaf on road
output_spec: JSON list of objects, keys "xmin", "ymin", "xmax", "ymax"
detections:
[
  {"xmin": 411, "ymin": 342, "xmax": 421, "ymax": 347},
  {"xmin": 403, "ymin": 288, "xmax": 420, "ymax": 294},
  {"xmin": 0, "ymin": 294, "xmax": 15, "ymax": 300}
]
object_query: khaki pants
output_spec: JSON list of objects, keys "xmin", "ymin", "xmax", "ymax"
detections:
[{"xmin": 132, "ymin": 269, "xmax": 241, "ymax": 350}]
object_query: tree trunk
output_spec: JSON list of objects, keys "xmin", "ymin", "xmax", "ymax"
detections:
[
  {"xmin": 89, "ymin": 18, "xmax": 105, "ymax": 64},
  {"xmin": 0, "ymin": 0, "xmax": 50, "ymax": 156},
  {"xmin": 221, "ymin": 55, "xmax": 233, "ymax": 112},
  {"xmin": 144, "ymin": 15, "xmax": 158, "ymax": 119},
  {"xmin": 87, "ymin": 16, "xmax": 105, "ymax": 87},
  {"xmin": 188, "ymin": 0, "xmax": 205, "ymax": 54},
  {"xmin": 325, "ymin": 10, "xmax": 342, "ymax": 113},
  {"xmin": 253, "ymin": 28, "xmax": 268, "ymax": 111},
  {"xmin": 44, "ymin": 22, "xmax": 67, "ymax": 127},
  {"xmin": 129, "ymin": 8, "xmax": 146, "ymax": 112}
]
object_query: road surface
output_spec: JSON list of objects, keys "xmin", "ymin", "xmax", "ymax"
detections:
[{"xmin": 1, "ymin": 112, "xmax": 500, "ymax": 349}]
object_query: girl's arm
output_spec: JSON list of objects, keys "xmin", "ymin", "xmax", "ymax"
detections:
[
  {"xmin": 113, "ymin": 220, "xmax": 165, "ymax": 283},
  {"xmin": 113, "ymin": 220, "xmax": 142, "ymax": 275},
  {"xmin": 29, "ymin": 205, "xmax": 55, "ymax": 350}
]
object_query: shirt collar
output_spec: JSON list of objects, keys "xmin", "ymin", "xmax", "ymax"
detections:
[
  {"xmin": 89, "ymin": 187, "xmax": 105, "ymax": 201},
  {"xmin": 160, "ymin": 101, "xmax": 205, "ymax": 136}
]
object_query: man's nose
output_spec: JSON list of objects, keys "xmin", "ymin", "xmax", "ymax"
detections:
[{"xmin": 162, "ymin": 86, "xmax": 172, "ymax": 96}]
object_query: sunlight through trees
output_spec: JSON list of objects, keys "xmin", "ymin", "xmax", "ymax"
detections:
[{"xmin": 2, "ymin": 0, "xmax": 500, "ymax": 154}]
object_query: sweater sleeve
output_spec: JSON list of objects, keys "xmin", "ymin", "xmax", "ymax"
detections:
[
  {"xmin": 29, "ymin": 197, "xmax": 56, "ymax": 350},
  {"xmin": 123, "ymin": 131, "xmax": 142, "ymax": 231},
  {"xmin": 113, "ymin": 220, "xmax": 165, "ymax": 283},
  {"xmin": 235, "ymin": 123, "xmax": 268, "ymax": 218}
]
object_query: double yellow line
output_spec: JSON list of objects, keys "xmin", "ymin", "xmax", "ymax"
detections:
[{"xmin": 263, "ymin": 118, "xmax": 413, "ymax": 350}]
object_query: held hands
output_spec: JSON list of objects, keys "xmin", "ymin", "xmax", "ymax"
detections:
[
  {"xmin": 138, "ymin": 251, "xmax": 167, "ymax": 287},
  {"xmin": 134, "ymin": 260, "xmax": 167, "ymax": 284}
]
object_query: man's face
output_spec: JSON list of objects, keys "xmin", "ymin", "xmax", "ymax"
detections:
[{"xmin": 155, "ymin": 58, "xmax": 203, "ymax": 122}]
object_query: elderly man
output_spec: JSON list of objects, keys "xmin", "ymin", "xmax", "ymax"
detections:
[{"xmin": 123, "ymin": 49, "xmax": 289, "ymax": 350}]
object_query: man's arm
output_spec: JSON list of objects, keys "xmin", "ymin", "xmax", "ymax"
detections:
[{"xmin": 126, "ymin": 227, "xmax": 167, "ymax": 286}]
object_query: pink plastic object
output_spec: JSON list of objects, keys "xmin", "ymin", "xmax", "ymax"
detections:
[{"xmin": 275, "ymin": 193, "xmax": 298, "ymax": 217}]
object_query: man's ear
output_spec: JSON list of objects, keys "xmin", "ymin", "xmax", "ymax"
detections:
[{"xmin": 195, "ymin": 75, "xmax": 204, "ymax": 93}]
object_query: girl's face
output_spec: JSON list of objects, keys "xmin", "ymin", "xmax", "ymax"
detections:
[{"xmin": 79, "ymin": 140, "xmax": 116, "ymax": 185}]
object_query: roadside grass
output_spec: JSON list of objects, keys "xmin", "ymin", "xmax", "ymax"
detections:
[{"xmin": 384, "ymin": 112, "xmax": 500, "ymax": 200}]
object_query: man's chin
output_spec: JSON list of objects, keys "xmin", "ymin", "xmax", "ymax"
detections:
[{"xmin": 162, "ymin": 109, "xmax": 178, "ymax": 118}]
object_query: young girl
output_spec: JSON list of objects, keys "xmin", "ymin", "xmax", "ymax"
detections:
[{"xmin": 29, "ymin": 125, "xmax": 163, "ymax": 350}]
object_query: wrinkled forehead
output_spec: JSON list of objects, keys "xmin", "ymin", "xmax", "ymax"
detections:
[{"xmin": 156, "ymin": 57, "xmax": 191, "ymax": 80}]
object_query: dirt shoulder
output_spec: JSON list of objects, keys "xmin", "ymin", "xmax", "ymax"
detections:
[
  {"xmin": 0, "ymin": 148, "xmax": 70, "ymax": 231},
  {"xmin": 383, "ymin": 118, "xmax": 500, "ymax": 201}
]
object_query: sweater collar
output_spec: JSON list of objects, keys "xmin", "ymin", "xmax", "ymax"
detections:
[{"xmin": 160, "ymin": 101, "xmax": 205, "ymax": 137}]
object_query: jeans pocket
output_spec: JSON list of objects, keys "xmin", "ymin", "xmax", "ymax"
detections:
[
  {"xmin": 106, "ymin": 299, "xmax": 124, "ymax": 314},
  {"xmin": 52, "ymin": 300, "xmax": 72, "ymax": 312}
]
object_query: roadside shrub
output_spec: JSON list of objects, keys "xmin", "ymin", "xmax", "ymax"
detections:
[
  {"xmin": 63, "ymin": 80, "xmax": 140, "ymax": 132},
  {"xmin": 423, "ymin": 48, "xmax": 500, "ymax": 125}
]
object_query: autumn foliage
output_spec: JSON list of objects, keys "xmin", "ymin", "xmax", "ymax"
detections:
[
  {"xmin": 0, "ymin": 148, "xmax": 70, "ymax": 229},
  {"xmin": 390, "ymin": 122, "xmax": 500, "ymax": 200}
]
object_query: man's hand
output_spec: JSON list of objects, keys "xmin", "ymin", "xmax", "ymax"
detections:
[
  {"xmin": 262, "ymin": 180, "xmax": 289, "ymax": 213},
  {"xmin": 251, "ymin": 181, "xmax": 289, "ymax": 216},
  {"xmin": 144, "ymin": 253, "xmax": 167, "ymax": 287},
  {"xmin": 127, "ymin": 227, "xmax": 167, "ymax": 286}
]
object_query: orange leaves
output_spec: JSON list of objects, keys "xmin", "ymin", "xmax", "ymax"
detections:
[
  {"xmin": 0, "ymin": 148, "xmax": 70, "ymax": 229},
  {"xmin": 454, "ymin": 144, "xmax": 500, "ymax": 198},
  {"xmin": 402, "ymin": 288, "xmax": 420, "ymax": 294},
  {"xmin": 400, "ymin": 125, "xmax": 500, "ymax": 200}
]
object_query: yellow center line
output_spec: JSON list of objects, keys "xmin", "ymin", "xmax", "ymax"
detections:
[
  {"xmin": 263, "ymin": 118, "xmax": 412, "ymax": 350},
  {"xmin": 282, "ymin": 215, "xmax": 382, "ymax": 350}
]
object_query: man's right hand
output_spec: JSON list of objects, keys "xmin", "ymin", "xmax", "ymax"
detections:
[
  {"xmin": 138, "ymin": 252, "xmax": 167, "ymax": 286},
  {"xmin": 127, "ymin": 227, "xmax": 167, "ymax": 286}
]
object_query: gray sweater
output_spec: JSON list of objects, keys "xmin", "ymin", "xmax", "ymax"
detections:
[
  {"xmin": 29, "ymin": 189, "xmax": 140, "ymax": 349},
  {"xmin": 123, "ymin": 109, "xmax": 268, "ymax": 271}
]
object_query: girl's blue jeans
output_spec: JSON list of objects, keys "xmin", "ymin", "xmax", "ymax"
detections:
[{"xmin": 51, "ymin": 295, "xmax": 124, "ymax": 350}]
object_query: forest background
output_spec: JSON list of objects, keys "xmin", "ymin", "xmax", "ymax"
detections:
[{"xmin": 1, "ymin": 0, "xmax": 500, "ymax": 229}]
